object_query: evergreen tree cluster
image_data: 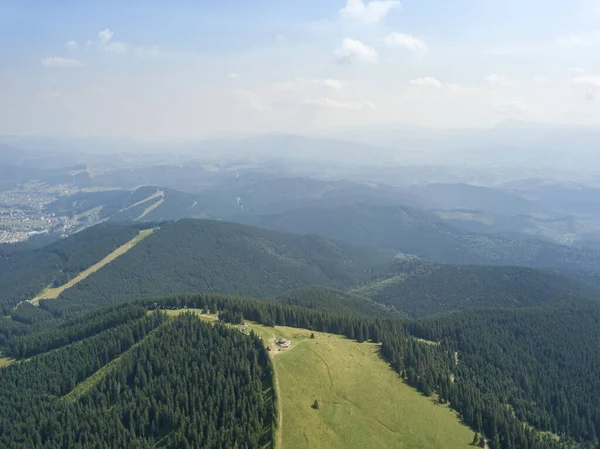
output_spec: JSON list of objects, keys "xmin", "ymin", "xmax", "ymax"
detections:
[
  {"xmin": 6, "ymin": 303, "xmax": 148, "ymax": 359},
  {"xmin": 404, "ymin": 304, "xmax": 600, "ymax": 449},
  {"xmin": 41, "ymin": 219, "xmax": 386, "ymax": 316},
  {"xmin": 0, "ymin": 312, "xmax": 275, "ymax": 449}
]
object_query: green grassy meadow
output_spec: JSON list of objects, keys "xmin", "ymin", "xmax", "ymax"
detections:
[{"xmin": 248, "ymin": 324, "xmax": 473, "ymax": 449}]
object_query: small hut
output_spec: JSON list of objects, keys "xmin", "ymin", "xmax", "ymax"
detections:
[{"xmin": 276, "ymin": 338, "xmax": 291, "ymax": 348}]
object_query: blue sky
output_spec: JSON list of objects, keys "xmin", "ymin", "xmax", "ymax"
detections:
[{"xmin": 2, "ymin": 0, "xmax": 600, "ymax": 139}]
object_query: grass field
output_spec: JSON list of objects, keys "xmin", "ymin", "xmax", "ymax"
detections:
[
  {"xmin": 249, "ymin": 324, "xmax": 472, "ymax": 449},
  {"xmin": 28, "ymin": 228, "xmax": 156, "ymax": 306}
]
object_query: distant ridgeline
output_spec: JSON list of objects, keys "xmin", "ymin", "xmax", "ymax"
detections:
[
  {"xmin": 248, "ymin": 203, "xmax": 600, "ymax": 286},
  {"xmin": 3, "ymin": 295, "xmax": 599, "ymax": 449}
]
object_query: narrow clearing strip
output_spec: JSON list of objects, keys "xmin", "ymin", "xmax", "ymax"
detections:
[
  {"xmin": 119, "ymin": 189, "xmax": 164, "ymax": 212},
  {"xmin": 27, "ymin": 228, "xmax": 156, "ymax": 306},
  {"xmin": 62, "ymin": 325, "xmax": 164, "ymax": 403},
  {"xmin": 135, "ymin": 198, "xmax": 164, "ymax": 220}
]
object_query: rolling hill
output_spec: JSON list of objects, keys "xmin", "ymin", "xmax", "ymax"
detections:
[
  {"xmin": 247, "ymin": 203, "xmax": 600, "ymax": 285},
  {"xmin": 356, "ymin": 259, "xmax": 599, "ymax": 317},
  {"xmin": 273, "ymin": 286, "xmax": 392, "ymax": 317},
  {"xmin": 45, "ymin": 185, "xmax": 207, "ymax": 223},
  {"xmin": 2, "ymin": 218, "xmax": 593, "ymax": 322},
  {"xmin": 42, "ymin": 219, "xmax": 391, "ymax": 316}
]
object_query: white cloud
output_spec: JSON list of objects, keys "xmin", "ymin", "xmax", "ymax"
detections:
[
  {"xmin": 572, "ymin": 68, "xmax": 587, "ymax": 75},
  {"xmin": 335, "ymin": 38, "xmax": 378, "ymax": 64},
  {"xmin": 270, "ymin": 78, "xmax": 352, "ymax": 93},
  {"xmin": 66, "ymin": 40, "xmax": 78, "ymax": 51},
  {"xmin": 275, "ymin": 34, "xmax": 288, "ymax": 45},
  {"xmin": 313, "ymin": 79, "xmax": 344, "ymax": 90},
  {"xmin": 106, "ymin": 41, "xmax": 128, "ymax": 54},
  {"xmin": 41, "ymin": 57, "xmax": 84, "ymax": 68},
  {"xmin": 304, "ymin": 97, "xmax": 375, "ymax": 111},
  {"xmin": 98, "ymin": 29, "xmax": 114, "ymax": 44},
  {"xmin": 410, "ymin": 77, "xmax": 443, "ymax": 89},
  {"xmin": 229, "ymin": 72, "xmax": 239, "ymax": 79},
  {"xmin": 95, "ymin": 29, "xmax": 129, "ymax": 53},
  {"xmin": 496, "ymin": 100, "xmax": 528, "ymax": 114},
  {"xmin": 384, "ymin": 33, "xmax": 427, "ymax": 55},
  {"xmin": 533, "ymin": 76, "xmax": 549, "ymax": 84},
  {"xmin": 231, "ymin": 90, "xmax": 270, "ymax": 112},
  {"xmin": 486, "ymin": 74, "xmax": 514, "ymax": 86},
  {"xmin": 340, "ymin": 0, "xmax": 400, "ymax": 23},
  {"xmin": 409, "ymin": 77, "xmax": 470, "ymax": 93},
  {"xmin": 558, "ymin": 32, "xmax": 600, "ymax": 47},
  {"xmin": 573, "ymin": 75, "xmax": 600, "ymax": 100}
]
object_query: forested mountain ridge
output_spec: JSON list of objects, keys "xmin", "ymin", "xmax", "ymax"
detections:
[
  {"xmin": 45, "ymin": 185, "xmax": 207, "ymax": 223},
  {"xmin": 246, "ymin": 203, "xmax": 600, "ymax": 285},
  {"xmin": 1, "ymin": 219, "xmax": 596, "ymax": 324},
  {"xmin": 273, "ymin": 286, "xmax": 393, "ymax": 317},
  {"xmin": 356, "ymin": 259, "xmax": 600, "ymax": 317},
  {"xmin": 404, "ymin": 302, "xmax": 600, "ymax": 447},
  {"xmin": 42, "ymin": 219, "xmax": 391, "ymax": 316}
]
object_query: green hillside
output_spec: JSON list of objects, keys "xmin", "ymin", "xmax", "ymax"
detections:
[
  {"xmin": 3, "ymin": 292, "xmax": 600, "ymax": 449},
  {"xmin": 273, "ymin": 286, "xmax": 392, "ymax": 317},
  {"xmin": 251, "ymin": 203, "xmax": 600, "ymax": 285},
  {"xmin": 405, "ymin": 302, "xmax": 600, "ymax": 445},
  {"xmin": 356, "ymin": 259, "xmax": 599, "ymax": 317},
  {"xmin": 44, "ymin": 219, "xmax": 390, "ymax": 315},
  {"xmin": 46, "ymin": 185, "xmax": 207, "ymax": 223}
]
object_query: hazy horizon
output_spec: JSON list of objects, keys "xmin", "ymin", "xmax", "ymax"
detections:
[{"xmin": 3, "ymin": 0, "xmax": 600, "ymax": 140}]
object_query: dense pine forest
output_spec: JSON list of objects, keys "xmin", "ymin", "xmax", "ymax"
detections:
[
  {"xmin": 405, "ymin": 304, "xmax": 600, "ymax": 447},
  {"xmin": 250, "ymin": 203, "xmax": 600, "ymax": 285},
  {"xmin": 42, "ymin": 219, "xmax": 388, "ymax": 316},
  {"xmin": 359, "ymin": 258, "xmax": 599, "ymax": 317},
  {"xmin": 0, "ymin": 309, "xmax": 275, "ymax": 449}
]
